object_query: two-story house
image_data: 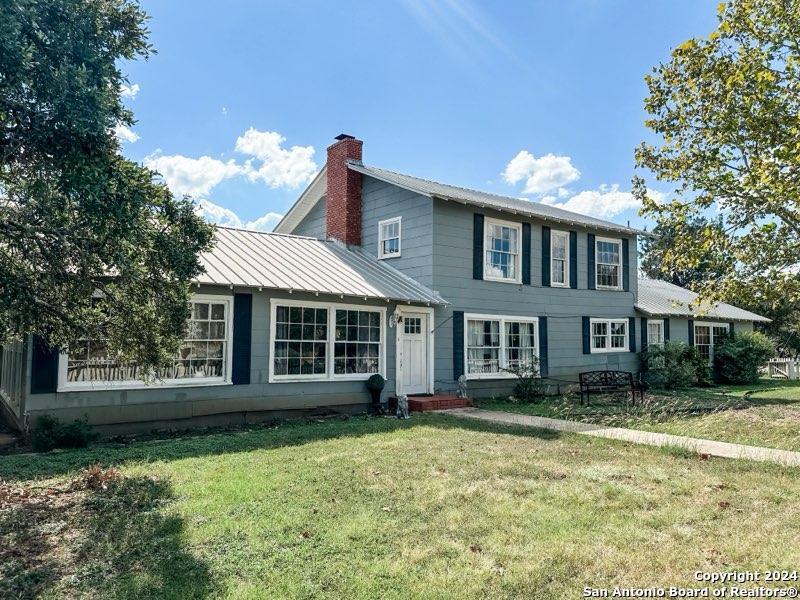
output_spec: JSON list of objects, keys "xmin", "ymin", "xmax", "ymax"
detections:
[{"xmin": 0, "ymin": 134, "xmax": 769, "ymax": 432}]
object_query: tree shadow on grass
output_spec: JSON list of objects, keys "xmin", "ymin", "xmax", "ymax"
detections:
[
  {"xmin": 0, "ymin": 413, "xmax": 562, "ymax": 482},
  {"xmin": 0, "ymin": 476, "xmax": 216, "ymax": 599}
]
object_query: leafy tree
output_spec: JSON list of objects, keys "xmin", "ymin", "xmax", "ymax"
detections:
[
  {"xmin": 634, "ymin": 0, "xmax": 800, "ymax": 312},
  {"xmin": 0, "ymin": 0, "xmax": 214, "ymax": 370},
  {"xmin": 640, "ymin": 215, "xmax": 733, "ymax": 290}
]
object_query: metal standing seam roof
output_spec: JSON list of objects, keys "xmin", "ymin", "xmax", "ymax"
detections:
[
  {"xmin": 635, "ymin": 278, "xmax": 770, "ymax": 322},
  {"xmin": 346, "ymin": 160, "xmax": 644, "ymax": 236},
  {"xmin": 195, "ymin": 227, "xmax": 447, "ymax": 306}
]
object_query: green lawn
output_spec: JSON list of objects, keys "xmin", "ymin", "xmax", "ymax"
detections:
[
  {"xmin": 477, "ymin": 378, "xmax": 800, "ymax": 452},
  {"xmin": 2, "ymin": 414, "xmax": 799, "ymax": 599}
]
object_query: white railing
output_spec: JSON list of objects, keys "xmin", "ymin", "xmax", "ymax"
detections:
[
  {"xmin": 768, "ymin": 358, "xmax": 800, "ymax": 380},
  {"xmin": 0, "ymin": 339, "xmax": 25, "ymax": 417}
]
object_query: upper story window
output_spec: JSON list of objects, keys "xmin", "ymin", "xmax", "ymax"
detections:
[
  {"xmin": 551, "ymin": 230, "xmax": 569, "ymax": 287},
  {"xmin": 60, "ymin": 294, "xmax": 233, "ymax": 390},
  {"xmin": 590, "ymin": 318, "xmax": 628, "ymax": 353},
  {"xmin": 484, "ymin": 217, "xmax": 521, "ymax": 283},
  {"xmin": 378, "ymin": 217, "xmax": 401, "ymax": 259},
  {"xmin": 596, "ymin": 237, "xmax": 622, "ymax": 290},
  {"xmin": 647, "ymin": 320, "xmax": 665, "ymax": 346}
]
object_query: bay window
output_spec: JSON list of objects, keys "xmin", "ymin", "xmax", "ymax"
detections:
[
  {"xmin": 484, "ymin": 218, "xmax": 521, "ymax": 283},
  {"xmin": 270, "ymin": 300, "xmax": 385, "ymax": 381},
  {"xmin": 596, "ymin": 237, "xmax": 622, "ymax": 290},
  {"xmin": 465, "ymin": 314, "xmax": 538, "ymax": 378},
  {"xmin": 590, "ymin": 318, "xmax": 628, "ymax": 353},
  {"xmin": 59, "ymin": 294, "xmax": 233, "ymax": 389}
]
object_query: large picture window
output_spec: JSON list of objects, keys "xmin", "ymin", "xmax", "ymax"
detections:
[
  {"xmin": 60, "ymin": 295, "xmax": 233, "ymax": 389},
  {"xmin": 551, "ymin": 230, "xmax": 569, "ymax": 287},
  {"xmin": 595, "ymin": 237, "xmax": 622, "ymax": 290},
  {"xmin": 590, "ymin": 318, "xmax": 628, "ymax": 353},
  {"xmin": 484, "ymin": 218, "xmax": 521, "ymax": 283},
  {"xmin": 270, "ymin": 300, "xmax": 385, "ymax": 382},
  {"xmin": 465, "ymin": 314, "xmax": 538, "ymax": 379}
]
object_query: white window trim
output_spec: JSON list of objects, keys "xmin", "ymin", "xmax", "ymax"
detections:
[
  {"xmin": 589, "ymin": 318, "xmax": 629, "ymax": 354},
  {"xmin": 693, "ymin": 321, "xmax": 729, "ymax": 364},
  {"xmin": 647, "ymin": 319, "xmax": 665, "ymax": 346},
  {"xmin": 268, "ymin": 298, "xmax": 387, "ymax": 383},
  {"xmin": 394, "ymin": 305, "xmax": 435, "ymax": 395},
  {"xmin": 377, "ymin": 216, "xmax": 401, "ymax": 259},
  {"xmin": 595, "ymin": 236, "xmax": 623, "ymax": 291},
  {"xmin": 464, "ymin": 313, "xmax": 539, "ymax": 380},
  {"xmin": 550, "ymin": 229, "xmax": 570, "ymax": 288},
  {"xmin": 483, "ymin": 217, "xmax": 523, "ymax": 284},
  {"xmin": 57, "ymin": 293, "xmax": 234, "ymax": 392}
]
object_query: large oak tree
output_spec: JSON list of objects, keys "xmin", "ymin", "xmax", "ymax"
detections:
[{"xmin": 0, "ymin": 0, "xmax": 214, "ymax": 371}]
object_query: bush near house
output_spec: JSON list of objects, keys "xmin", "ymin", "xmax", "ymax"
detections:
[
  {"xmin": 639, "ymin": 341, "xmax": 708, "ymax": 389},
  {"xmin": 30, "ymin": 415, "xmax": 98, "ymax": 452},
  {"xmin": 713, "ymin": 331, "xmax": 775, "ymax": 385},
  {"xmin": 503, "ymin": 357, "xmax": 546, "ymax": 402}
]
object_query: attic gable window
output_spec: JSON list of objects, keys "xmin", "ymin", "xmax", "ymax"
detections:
[
  {"xmin": 378, "ymin": 217, "xmax": 401, "ymax": 259},
  {"xmin": 595, "ymin": 237, "xmax": 622, "ymax": 290},
  {"xmin": 484, "ymin": 217, "xmax": 521, "ymax": 283}
]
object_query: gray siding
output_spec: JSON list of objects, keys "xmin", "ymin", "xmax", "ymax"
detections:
[
  {"xmin": 293, "ymin": 196, "xmax": 327, "ymax": 238},
  {"xmin": 360, "ymin": 175, "xmax": 434, "ymax": 288},
  {"xmin": 430, "ymin": 198, "xmax": 640, "ymax": 397},
  {"xmin": 26, "ymin": 285, "xmax": 405, "ymax": 427}
]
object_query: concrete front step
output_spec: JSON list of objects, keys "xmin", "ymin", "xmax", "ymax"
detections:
[{"xmin": 392, "ymin": 394, "xmax": 471, "ymax": 412}]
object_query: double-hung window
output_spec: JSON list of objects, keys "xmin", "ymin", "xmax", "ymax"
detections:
[
  {"xmin": 484, "ymin": 218, "xmax": 521, "ymax": 283},
  {"xmin": 465, "ymin": 314, "xmax": 538, "ymax": 378},
  {"xmin": 694, "ymin": 322, "xmax": 729, "ymax": 364},
  {"xmin": 270, "ymin": 300, "xmax": 385, "ymax": 381},
  {"xmin": 60, "ymin": 294, "xmax": 233, "ymax": 389},
  {"xmin": 647, "ymin": 320, "xmax": 664, "ymax": 347},
  {"xmin": 551, "ymin": 230, "xmax": 569, "ymax": 287},
  {"xmin": 378, "ymin": 217, "xmax": 401, "ymax": 259},
  {"xmin": 590, "ymin": 318, "xmax": 628, "ymax": 353},
  {"xmin": 595, "ymin": 237, "xmax": 622, "ymax": 290}
]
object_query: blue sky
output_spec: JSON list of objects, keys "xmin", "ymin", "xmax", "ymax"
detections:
[{"xmin": 118, "ymin": 0, "xmax": 719, "ymax": 231}]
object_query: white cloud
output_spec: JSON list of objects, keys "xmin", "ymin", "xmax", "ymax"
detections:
[
  {"xmin": 145, "ymin": 154, "xmax": 242, "ymax": 197},
  {"xmin": 541, "ymin": 184, "xmax": 665, "ymax": 219},
  {"xmin": 193, "ymin": 199, "xmax": 283, "ymax": 232},
  {"xmin": 114, "ymin": 123, "xmax": 139, "ymax": 143},
  {"xmin": 120, "ymin": 83, "xmax": 140, "ymax": 99},
  {"xmin": 221, "ymin": 106, "xmax": 228, "ymax": 116},
  {"xmin": 235, "ymin": 128, "xmax": 317, "ymax": 189},
  {"xmin": 502, "ymin": 150, "xmax": 580, "ymax": 194}
]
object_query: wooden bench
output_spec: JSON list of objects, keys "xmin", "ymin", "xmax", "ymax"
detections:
[{"xmin": 578, "ymin": 370, "xmax": 644, "ymax": 406}]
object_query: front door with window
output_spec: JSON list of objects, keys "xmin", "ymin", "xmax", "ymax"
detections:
[{"xmin": 398, "ymin": 312, "xmax": 429, "ymax": 395}]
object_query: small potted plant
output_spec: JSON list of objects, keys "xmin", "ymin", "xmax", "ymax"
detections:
[{"xmin": 366, "ymin": 374, "xmax": 386, "ymax": 415}]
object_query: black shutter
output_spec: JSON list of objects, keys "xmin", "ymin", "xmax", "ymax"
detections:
[
  {"xmin": 729, "ymin": 322, "xmax": 735, "ymax": 336},
  {"xmin": 569, "ymin": 231, "xmax": 578, "ymax": 289},
  {"xmin": 688, "ymin": 319, "xmax": 694, "ymax": 346},
  {"xmin": 622, "ymin": 239, "xmax": 630, "ymax": 292},
  {"xmin": 587, "ymin": 234, "xmax": 596, "ymax": 290},
  {"xmin": 541, "ymin": 226, "xmax": 551, "ymax": 287},
  {"xmin": 473, "ymin": 214, "xmax": 484, "ymax": 280},
  {"xmin": 538, "ymin": 317, "xmax": 548, "ymax": 377},
  {"xmin": 31, "ymin": 335, "xmax": 58, "ymax": 394},
  {"xmin": 664, "ymin": 318, "xmax": 670, "ymax": 341},
  {"xmin": 582, "ymin": 317, "xmax": 591, "ymax": 354},
  {"xmin": 453, "ymin": 311, "xmax": 465, "ymax": 380},
  {"xmin": 232, "ymin": 293, "xmax": 252, "ymax": 385},
  {"xmin": 522, "ymin": 222, "xmax": 531, "ymax": 285},
  {"xmin": 629, "ymin": 317, "xmax": 636, "ymax": 353},
  {"xmin": 640, "ymin": 317, "xmax": 648, "ymax": 352}
]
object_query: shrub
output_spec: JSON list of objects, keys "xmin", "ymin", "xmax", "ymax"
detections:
[
  {"xmin": 504, "ymin": 357, "xmax": 546, "ymax": 402},
  {"xmin": 30, "ymin": 415, "xmax": 98, "ymax": 452},
  {"xmin": 640, "ymin": 341, "xmax": 705, "ymax": 389},
  {"xmin": 713, "ymin": 331, "xmax": 775, "ymax": 384}
]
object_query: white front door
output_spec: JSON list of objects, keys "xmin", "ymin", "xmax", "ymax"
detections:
[{"xmin": 398, "ymin": 312, "xmax": 429, "ymax": 395}]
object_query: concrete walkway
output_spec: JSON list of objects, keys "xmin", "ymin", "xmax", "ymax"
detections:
[{"xmin": 445, "ymin": 407, "xmax": 800, "ymax": 467}]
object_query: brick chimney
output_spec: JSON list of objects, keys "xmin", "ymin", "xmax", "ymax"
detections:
[{"xmin": 326, "ymin": 134, "xmax": 363, "ymax": 245}]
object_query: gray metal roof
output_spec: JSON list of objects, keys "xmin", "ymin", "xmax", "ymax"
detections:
[
  {"xmin": 347, "ymin": 160, "xmax": 643, "ymax": 236},
  {"xmin": 196, "ymin": 227, "xmax": 447, "ymax": 305},
  {"xmin": 636, "ymin": 278, "xmax": 770, "ymax": 322}
]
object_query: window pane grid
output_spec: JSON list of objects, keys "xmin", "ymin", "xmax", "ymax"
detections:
[
  {"xmin": 379, "ymin": 219, "xmax": 401, "ymax": 257},
  {"xmin": 273, "ymin": 306, "xmax": 328, "ymax": 376},
  {"xmin": 485, "ymin": 222, "xmax": 520, "ymax": 281},
  {"xmin": 334, "ymin": 309, "xmax": 381, "ymax": 375},
  {"xmin": 467, "ymin": 318, "xmax": 537, "ymax": 376},
  {"xmin": 596, "ymin": 239, "xmax": 621, "ymax": 288},
  {"xmin": 551, "ymin": 232, "xmax": 568, "ymax": 285},
  {"xmin": 591, "ymin": 319, "xmax": 627, "ymax": 352}
]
